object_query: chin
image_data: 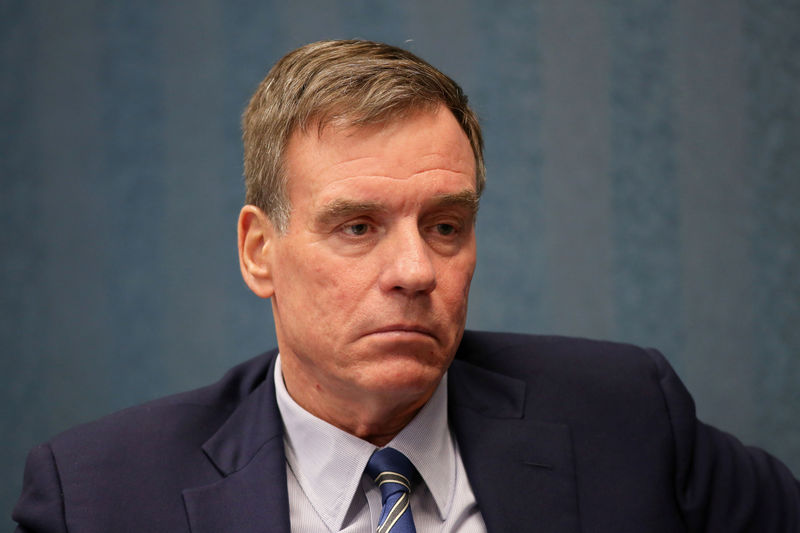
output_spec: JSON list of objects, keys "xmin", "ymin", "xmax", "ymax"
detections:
[
  {"xmin": 356, "ymin": 357, "xmax": 447, "ymax": 397},
  {"xmin": 358, "ymin": 332, "xmax": 454, "ymax": 363}
]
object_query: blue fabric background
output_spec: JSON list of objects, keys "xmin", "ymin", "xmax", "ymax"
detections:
[{"xmin": 2, "ymin": 1, "xmax": 799, "ymax": 523}]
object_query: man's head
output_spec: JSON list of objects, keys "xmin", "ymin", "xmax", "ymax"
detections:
[
  {"xmin": 242, "ymin": 39, "xmax": 484, "ymax": 233},
  {"xmin": 238, "ymin": 41, "xmax": 483, "ymax": 444}
]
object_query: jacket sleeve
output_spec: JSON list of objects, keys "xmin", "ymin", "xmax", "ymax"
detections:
[
  {"xmin": 649, "ymin": 348, "xmax": 800, "ymax": 532},
  {"xmin": 12, "ymin": 443, "xmax": 69, "ymax": 533}
]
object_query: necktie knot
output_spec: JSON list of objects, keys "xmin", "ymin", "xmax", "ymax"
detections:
[{"xmin": 366, "ymin": 448, "xmax": 418, "ymax": 533}]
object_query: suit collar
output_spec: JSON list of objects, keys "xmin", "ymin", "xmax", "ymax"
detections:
[
  {"xmin": 183, "ymin": 353, "xmax": 291, "ymax": 533},
  {"xmin": 181, "ymin": 338, "xmax": 581, "ymax": 533},
  {"xmin": 200, "ymin": 352, "xmax": 283, "ymax": 475},
  {"xmin": 449, "ymin": 357, "xmax": 580, "ymax": 533}
]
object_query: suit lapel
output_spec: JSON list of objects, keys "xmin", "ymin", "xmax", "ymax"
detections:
[
  {"xmin": 449, "ymin": 359, "xmax": 580, "ymax": 533},
  {"xmin": 183, "ymin": 355, "xmax": 291, "ymax": 533},
  {"xmin": 180, "ymin": 344, "xmax": 580, "ymax": 532}
]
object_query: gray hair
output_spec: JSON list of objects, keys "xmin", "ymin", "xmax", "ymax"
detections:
[{"xmin": 242, "ymin": 39, "xmax": 484, "ymax": 232}]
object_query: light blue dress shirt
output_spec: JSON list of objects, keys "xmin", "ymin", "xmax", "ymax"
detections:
[{"xmin": 274, "ymin": 355, "xmax": 487, "ymax": 532}]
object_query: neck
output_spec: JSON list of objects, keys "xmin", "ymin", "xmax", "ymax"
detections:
[{"xmin": 279, "ymin": 357, "xmax": 439, "ymax": 446}]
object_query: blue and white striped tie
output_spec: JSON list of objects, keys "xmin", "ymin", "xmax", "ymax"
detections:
[{"xmin": 366, "ymin": 448, "xmax": 418, "ymax": 533}]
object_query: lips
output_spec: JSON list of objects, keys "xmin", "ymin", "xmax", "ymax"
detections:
[{"xmin": 365, "ymin": 324, "xmax": 437, "ymax": 340}]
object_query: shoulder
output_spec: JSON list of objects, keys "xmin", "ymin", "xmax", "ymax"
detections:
[
  {"xmin": 452, "ymin": 337, "xmax": 800, "ymax": 529},
  {"xmin": 456, "ymin": 329, "xmax": 667, "ymax": 383},
  {"xmin": 14, "ymin": 350, "xmax": 280, "ymax": 531},
  {"xmin": 47, "ymin": 350, "xmax": 278, "ymax": 475},
  {"xmin": 453, "ymin": 330, "xmax": 682, "ymax": 428}
]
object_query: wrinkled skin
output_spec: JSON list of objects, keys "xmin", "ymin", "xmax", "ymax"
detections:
[{"xmin": 238, "ymin": 106, "xmax": 478, "ymax": 444}]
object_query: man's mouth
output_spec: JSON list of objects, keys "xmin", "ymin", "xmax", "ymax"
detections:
[{"xmin": 365, "ymin": 324, "xmax": 437, "ymax": 340}]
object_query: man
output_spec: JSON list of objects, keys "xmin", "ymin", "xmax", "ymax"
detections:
[{"xmin": 13, "ymin": 40, "xmax": 800, "ymax": 532}]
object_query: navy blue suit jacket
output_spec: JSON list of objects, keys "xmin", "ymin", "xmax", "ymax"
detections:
[{"xmin": 13, "ymin": 331, "xmax": 800, "ymax": 532}]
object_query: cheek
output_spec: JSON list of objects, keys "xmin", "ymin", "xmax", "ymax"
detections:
[
  {"xmin": 291, "ymin": 255, "xmax": 374, "ymax": 314},
  {"xmin": 435, "ymin": 260, "xmax": 475, "ymax": 317},
  {"xmin": 444, "ymin": 253, "xmax": 476, "ymax": 294}
]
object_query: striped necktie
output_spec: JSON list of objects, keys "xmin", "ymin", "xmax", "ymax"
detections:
[{"xmin": 366, "ymin": 448, "xmax": 418, "ymax": 533}]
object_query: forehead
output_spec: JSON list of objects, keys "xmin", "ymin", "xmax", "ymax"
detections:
[{"xmin": 283, "ymin": 106, "xmax": 476, "ymax": 203}]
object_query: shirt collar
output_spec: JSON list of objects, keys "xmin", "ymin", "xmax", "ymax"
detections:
[
  {"xmin": 386, "ymin": 373, "xmax": 454, "ymax": 521},
  {"xmin": 275, "ymin": 355, "xmax": 375, "ymax": 530},
  {"xmin": 274, "ymin": 355, "xmax": 455, "ymax": 530}
]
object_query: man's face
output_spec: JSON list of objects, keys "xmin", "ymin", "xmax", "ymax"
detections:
[{"xmin": 268, "ymin": 105, "xmax": 478, "ymax": 416}]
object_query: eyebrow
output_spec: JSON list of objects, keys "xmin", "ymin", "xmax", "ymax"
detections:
[
  {"xmin": 314, "ymin": 199, "xmax": 388, "ymax": 227},
  {"xmin": 313, "ymin": 189, "xmax": 480, "ymax": 227},
  {"xmin": 430, "ymin": 190, "xmax": 480, "ymax": 216}
]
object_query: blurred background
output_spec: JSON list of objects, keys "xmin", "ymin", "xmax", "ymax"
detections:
[{"xmin": 2, "ymin": 0, "xmax": 799, "ymax": 524}]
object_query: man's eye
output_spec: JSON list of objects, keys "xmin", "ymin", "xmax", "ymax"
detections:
[
  {"xmin": 343, "ymin": 223, "xmax": 370, "ymax": 236},
  {"xmin": 436, "ymin": 223, "xmax": 456, "ymax": 236}
]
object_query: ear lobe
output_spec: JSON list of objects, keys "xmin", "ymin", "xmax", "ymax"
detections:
[{"xmin": 238, "ymin": 205, "xmax": 276, "ymax": 299}]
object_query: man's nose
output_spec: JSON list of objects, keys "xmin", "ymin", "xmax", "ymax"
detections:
[{"xmin": 378, "ymin": 224, "xmax": 437, "ymax": 295}]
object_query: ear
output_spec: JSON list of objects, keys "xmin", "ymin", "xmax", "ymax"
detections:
[{"xmin": 237, "ymin": 205, "xmax": 276, "ymax": 299}]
